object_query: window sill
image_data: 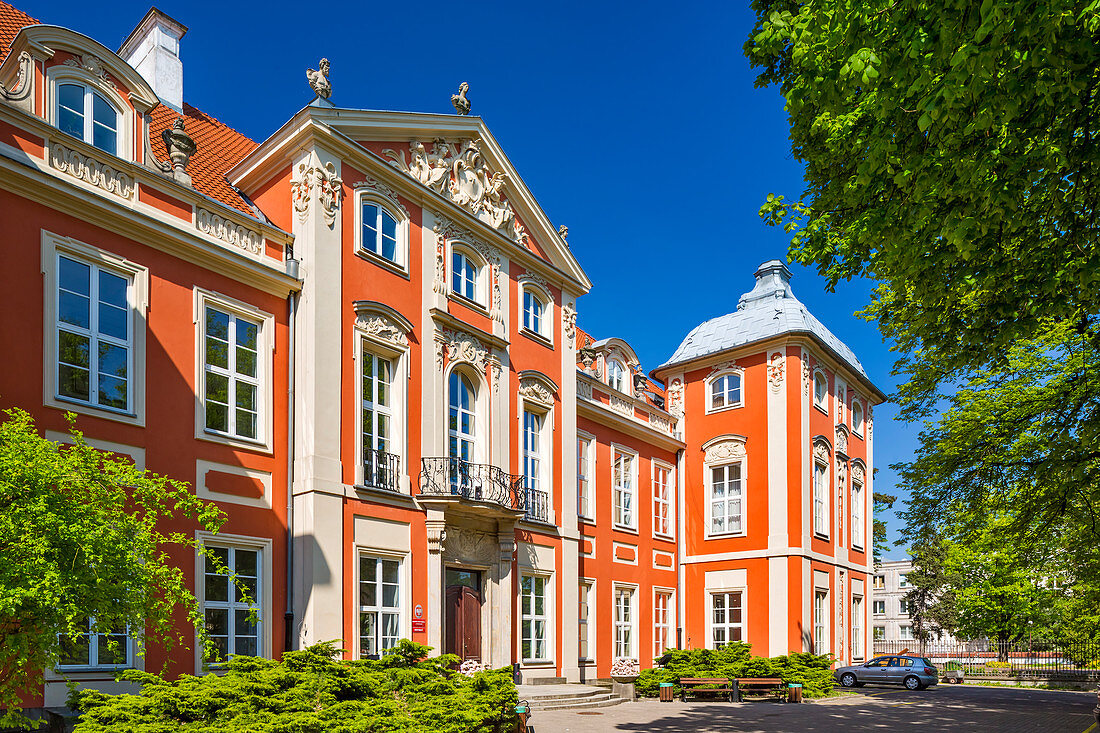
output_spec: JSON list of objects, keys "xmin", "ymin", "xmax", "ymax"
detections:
[
  {"xmin": 49, "ymin": 394, "xmax": 144, "ymax": 426},
  {"xmin": 813, "ymin": 532, "xmax": 830, "ymax": 541},
  {"xmin": 612, "ymin": 524, "xmax": 639, "ymax": 536},
  {"xmin": 198, "ymin": 429, "xmax": 273, "ymax": 455},
  {"xmin": 520, "ymin": 328, "xmax": 554, "ymax": 350},
  {"xmin": 353, "ymin": 483, "xmax": 416, "ymax": 506},
  {"xmin": 521, "ymin": 660, "xmax": 556, "ymax": 668},
  {"xmin": 705, "ymin": 402, "xmax": 744, "ymax": 415},
  {"xmin": 356, "ymin": 248, "xmax": 410, "ymax": 280},
  {"xmin": 851, "ymin": 430, "xmax": 864, "ymax": 441},
  {"xmin": 579, "ymin": 515, "xmax": 597, "ymax": 527},
  {"xmin": 813, "ymin": 403, "xmax": 829, "ymax": 415},
  {"xmin": 653, "ymin": 532, "xmax": 675, "ymax": 542},
  {"xmin": 447, "ymin": 291, "xmax": 491, "ymax": 316},
  {"xmin": 704, "ymin": 530, "xmax": 746, "ymax": 540}
]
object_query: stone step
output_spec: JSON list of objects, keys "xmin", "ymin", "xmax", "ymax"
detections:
[{"xmin": 527, "ymin": 695, "xmax": 624, "ymax": 712}]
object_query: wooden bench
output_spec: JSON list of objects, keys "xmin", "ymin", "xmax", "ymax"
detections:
[
  {"xmin": 733, "ymin": 677, "xmax": 786, "ymax": 702},
  {"xmin": 679, "ymin": 677, "xmax": 733, "ymax": 702}
]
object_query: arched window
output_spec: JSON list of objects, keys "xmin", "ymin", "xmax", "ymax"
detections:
[
  {"xmin": 57, "ymin": 82, "xmax": 118, "ymax": 155},
  {"xmin": 448, "ymin": 370, "xmax": 476, "ymax": 463},
  {"xmin": 607, "ymin": 359, "xmax": 626, "ymax": 392},
  {"xmin": 710, "ymin": 372, "xmax": 742, "ymax": 410},
  {"xmin": 522, "ymin": 288, "xmax": 545, "ymax": 336},
  {"xmin": 813, "ymin": 370, "xmax": 828, "ymax": 410},
  {"xmin": 359, "ymin": 198, "xmax": 403, "ymax": 266},
  {"xmin": 451, "ymin": 248, "xmax": 483, "ymax": 305},
  {"xmin": 851, "ymin": 400, "xmax": 864, "ymax": 435}
]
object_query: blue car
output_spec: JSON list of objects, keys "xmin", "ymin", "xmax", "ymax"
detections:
[{"xmin": 834, "ymin": 655, "xmax": 939, "ymax": 690}]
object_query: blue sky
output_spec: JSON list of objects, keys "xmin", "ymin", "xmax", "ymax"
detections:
[{"xmin": 21, "ymin": 0, "xmax": 915, "ymax": 557}]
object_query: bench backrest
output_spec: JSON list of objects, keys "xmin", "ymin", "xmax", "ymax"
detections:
[
  {"xmin": 734, "ymin": 677, "xmax": 783, "ymax": 684},
  {"xmin": 680, "ymin": 677, "xmax": 730, "ymax": 684}
]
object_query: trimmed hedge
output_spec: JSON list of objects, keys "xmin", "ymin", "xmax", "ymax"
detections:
[
  {"xmin": 71, "ymin": 641, "xmax": 517, "ymax": 733},
  {"xmin": 635, "ymin": 643, "xmax": 836, "ymax": 698}
]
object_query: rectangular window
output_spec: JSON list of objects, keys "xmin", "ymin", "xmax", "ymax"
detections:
[
  {"xmin": 654, "ymin": 591, "xmax": 672, "ymax": 658},
  {"xmin": 851, "ymin": 478, "xmax": 864, "ymax": 548},
  {"xmin": 361, "ymin": 346, "xmax": 397, "ymax": 491},
  {"xmin": 873, "ymin": 574, "xmax": 885, "ymax": 590},
  {"xmin": 711, "ymin": 591, "xmax": 743, "ymax": 648},
  {"xmin": 653, "ymin": 465, "xmax": 671, "ymax": 536},
  {"xmin": 814, "ymin": 590, "xmax": 827, "ymax": 655},
  {"xmin": 813, "ymin": 462, "xmax": 828, "ymax": 536},
  {"xmin": 58, "ymin": 618, "xmax": 130, "ymax": 669},
  {"xmin": 523, "ymin": 410, "xmax": 548, "ymax": 522},
  {"xmin": 577, "ymin": 437, "xmax": 592, "ymax": 519},
  {"xmin": 899, "ymin": 598, "xmax": 911, "ymax": 616},
  {"xmin": 359, "ymin": 555, "xmax": 401, "ymax": 657},
  {"xmin": 202, "ymin": 545, "xmax": 261, "ymax": 662},
  {"xmin": 579, "ymin": 580, "xmax": 592, "ymax": 662},
  {"xmin": 203, "ymin": 306, "xmax": 261, "ymax": 441},
  {"xmin": 873, "ymin": 625, "xmax": 885, "ymax": 641},
  {"xmin": 873, "ymin": 599, "xmax": 886, "ymax": 614},
  {"xmin": 56, "ymin": 254, "xmax": 132, "ymax": 412},
  {"xmin": 899, "ymin": 625, "xmax": 914, "ymax": 640},
  {"xmin": 521, "ymin": 575, "xmax": 548, "ymax": 661},
  {"xmin": 710, "ymin": 463, "xmax": 743, "ymax": 534},
  {"xmin": 614, "ymin": 586, "xmax": 634, "ymax": 658},
  {"xmin": 898, "ymin": 574, "xmax": 909, "ymax": 588},
  {"xmin": 613, "ymin": 450, "xmax": 635, "ymax": 529},
  {"xmin": 852, "ymin": 596, "xmax": 863, "ymax": 659}
]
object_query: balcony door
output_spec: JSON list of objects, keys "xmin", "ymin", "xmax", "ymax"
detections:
[
  {"xmin": 362, "ymin": 349, "xmax": 395, "ymax": 490},
  {"xmin": 445, "ymin": 568, "xmax": 482, "ymax": 662},
  {"xmin": 448, "ymin": 371, "xmax": 477, "ymax": 494}
]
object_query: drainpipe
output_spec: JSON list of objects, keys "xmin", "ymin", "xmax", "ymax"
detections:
[
  {"xmin": 675, "ymin": 447, "xmax": 686, "ymax": 650},
  {"xmin": 284, "ymin": 256, "xmax": 300, "ymax": 653}
]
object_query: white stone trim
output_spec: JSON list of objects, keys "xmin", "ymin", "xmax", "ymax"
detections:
[
  {"xmin": 704, "ymin": 366, "xmax": 744, "ymax": 415},
  {"xmin": 45, "ymin": 63, "xmax": 133, "ymax": 162},
  {"xmin": 353, "ymin": 327, "xmax": 410, "ymax": 493},
  {"xmin": 196, "ymin": 459, "xmax": 272, "ymax": 509},
  {"xmin": 44, "ymin": 430, "xmax": 145, "ymax": 469},
  {"xmin": 353, "ymin": 184, "xmax": 409, "ymax": 273}
]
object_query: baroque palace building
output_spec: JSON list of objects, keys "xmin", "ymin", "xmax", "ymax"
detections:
[{"xmin": 0, "ymin": 2, "xmax": 884, "ymax": 709}]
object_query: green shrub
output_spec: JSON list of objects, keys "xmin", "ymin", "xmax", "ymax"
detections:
[
  {"xmin": 985, "ymin": 661, "xmax": 1012, "ymax": 669},
  {"xmin": 945, "ymin": 661, "xmax": 963, "ymax": 671},
  {"xmin": 71, "ymin": 641, "xmax": 517, "ymax": 732},
  {"xmin": 636, "ymin": 644, "xmax": 835, "ymax": 698}
]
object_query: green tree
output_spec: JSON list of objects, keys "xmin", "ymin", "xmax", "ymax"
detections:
[
  {"xmin": 744, "ymin": 0, "xmax": 1100, "ymax": 553},
  {"xmin": 0, "ymin": 408, "xmax": 226, "ymax": 726},
  {"xmin": 872, "ymin": 489, "xmax": 896, "ymax": 565}
]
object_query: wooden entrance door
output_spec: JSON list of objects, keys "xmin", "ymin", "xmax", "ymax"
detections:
[{"xmin": 445, "ymin": 583, "xmax": 482, "ymax": 661}]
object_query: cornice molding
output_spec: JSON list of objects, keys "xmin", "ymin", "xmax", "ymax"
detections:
[{"xmin": 576, "ymin": 397, "xmax": 684, "ymax": 452}]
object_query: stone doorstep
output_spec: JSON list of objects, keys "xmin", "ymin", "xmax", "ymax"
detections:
[
  {"xmin": 518, "ymin": 683, "xmax": 628, "ymax": 711},
  {"xmin": 529, "ymin": 696, "xmax": 625, "ymax": 712},
  {"xmin": 522, "ymin": 676, "xmax": 567, "ymax": 685}
]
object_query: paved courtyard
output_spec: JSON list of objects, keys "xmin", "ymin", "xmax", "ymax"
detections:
[{"xmin": 528, "ymin": 684, "xmax": 1098, "ymax": 732}]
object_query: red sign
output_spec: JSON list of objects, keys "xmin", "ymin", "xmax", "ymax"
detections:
[{"xmin": 411, "ymin": 620, "xmax": 426, "ymax": 633}]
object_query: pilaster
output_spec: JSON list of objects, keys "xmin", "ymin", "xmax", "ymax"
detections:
[{"xmin": 425, "ymin": 511, "xmax": 446, "ymax": 655}]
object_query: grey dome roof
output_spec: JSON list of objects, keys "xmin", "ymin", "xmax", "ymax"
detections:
[{"xmin": 657, "ymin": 260, "xmax": 870, "ymax": 381}]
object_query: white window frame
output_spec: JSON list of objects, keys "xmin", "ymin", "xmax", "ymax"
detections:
[
  {"xmin": 873, "ymin": 574, "xmax": 885, "ymax": 590},
  {"xmin": 195, "ymin": 532, "xmax": 272, "ymax": 672},
  {"xmin": 194, "ymin": 289, "xmax": 275, "ymax": 452},
  {"xmin": 613, "ymin": 583, "xmax": 637, "ymax": 660},
  {"xmin": 873, "ymin": 625, "xmax": 886, "ymax": 641},
  {"xmin": 522, "ymin": 405, "xmax": 553, "ymax": 523},
  {"xmin": 851, "ymin": 399, "xmax": 865, "ymax": 437},
  {"xmin": 653, "ymin": 588, "xmax": 674, "ymax": 658},
  {"xmin": 577, "ymin": 433, "xmax": 594, "ymax": 521},
  {"xmin": 519, "ymin": 281, "xmax": 553, "ymax": 344},
  {"xmin": 56, "ymin": 617, "xmax": 133, "ymax": 671},
  {"xmin": 355, "ymin": 191, "xmax": 408, "ymax": 272},
  {"xmin": 612, "ymin": 446, "xmax": 637, "ymax": 531},
  {"xmin": 357, "ymin": 552, "xmax": 404, "ymax": 658},
  {"xmin": 42, "ymin": 232, "xmax": 149, "ymax": 426},
  {"xmin": 706, "ymin": 369, "xmax": 744, "ymax": 413},
  {"xmin": 851, "ymin": 474, "xmax": 865, "ymax": 549},
  {"xmin": 899, "ymin": 624, "xmax": 914, "ymax": 641},
  {"xmin": 354, "ymin": 309, "xmax": 411, "ymax": 492},
  {"xmin": 579, "ymin": 579, "xmax": 595, "ymax": 665},
  {"xmin": 46, "ymin": 66, "xmax": 131, "ymax": 160},
  {"xmin": 200, "ymin": 305, "xmax": 263, "ymax": 443},
  {"xmin": 814, "ymin": 588, "xmax": 829, "ymax": 655},
  {"xmin": 652, "ymin": 461, "xmax": 673, "ymax": 538},
  {"xmin": 709, "ymin": 590, "xmax": 745, "ymax": 649},
  {"xmin": 520, "ymin": 573, "xmax": 552, "ymax": 663},
  {"xmin": 813, "ymin": 369, "xmax": 829, "ymax": 412},
  {"xmin": 449, "ymin": 243, "xmax": 487, "ymax": 308},
  {"xmin": 707, "ymin": 461, "xmax": 745, "ymax": 537},
  {"xmin": 813, "ymin": 458, "xmax": 830, "ymax": 538},
  {"xmin": 898, "ymin": 574, "xmax": 909, "ymax": 588},
  {"xmin": 607, "ymin": 358, "xmax": 627, "ymax": 393},
  {"xmin": 447, "ymin": 366, "xmax": 484, "ymax": 465},
  {"xmin": 899, "ymin": 598, "xmax": 912, "ymax": 616},
  {"xmin": 852, "ymin": 596, "xmax": 864, "ymax": 660},
  {"xmin": 873, "ymin": 599, "xmax": 886, "ymax": 615}
]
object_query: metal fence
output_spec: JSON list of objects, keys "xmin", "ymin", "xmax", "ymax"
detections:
[{"xmin": 872, "ymin": 639, "xmax": 1100, "ymax": 679}]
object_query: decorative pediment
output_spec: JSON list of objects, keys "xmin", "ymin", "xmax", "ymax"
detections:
[
  {"xmin": 436, "ymin": 327, "xmax": 490, "ymax": 372},
  {"xmin": 707, "ymin": 361, "xmax": 740, "ymax": 380},
  {"xmin": 813, "ymin": 438, "xmax": 831, "ymax": 462},
  {"xmin": 354, "ymin": 177, "xmax": 409, "ymax": 217},
  {"xmin": 703, "ymin": 434, "xmax": 747, "ymax": 464},
  {"xmin": 385, "ymin": 138, "xmax": 524, "ymax": 242},
  {"xmin": 354, "ymin": 301, "xmax": 413, "ymax": 349},
  {"xmin": 851, "ymin": 461, "xmax": 865, "ymax": 483},
  {"xmin": 519, "ymin": 377, "xmax": 555, "ymax": 407}
]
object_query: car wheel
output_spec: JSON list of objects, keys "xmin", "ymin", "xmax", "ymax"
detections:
[
  {"xmin": 904, "ymin": 676, "xmax": 921, "ymax": 690},
  {"xmin": 840, "ymin": 673, "xmax": 857, "ymax": 688}
]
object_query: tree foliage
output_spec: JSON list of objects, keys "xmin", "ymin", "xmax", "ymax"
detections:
[
  {"xmin": 72, "ymin": 642, "xmax": 519, "ymax": 733},
  {"xmin": 0, "ymin": 408, "xmax": 225, "ymax": 726},
  {"xmin": 872, "ymin": 489, "xmax": 896, "ymax": 565}
]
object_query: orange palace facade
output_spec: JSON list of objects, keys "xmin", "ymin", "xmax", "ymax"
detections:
[{"xmin": 0, "ymin": 3, "xmax": 884, "ymax": 707}]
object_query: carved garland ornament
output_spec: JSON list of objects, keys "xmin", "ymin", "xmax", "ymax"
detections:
[
  {"xmin": 519, "ymin": 377, "xmax": 554, "ymax": 407},
  {"xmin": 436, "ymin": 328, "xmax": 490, "ymax": 373},
  {"xmin": 63, "ymin": 55, "xmax": 117, "ymax": 90},
  {"xmin": 196, "ymin": 209, "xmax": 261, "ymax": 255},
  {"xmin": 357, "ymin": 314, "xmax": 409, "ymax": 349},
  {"xmin": 705, "ymin": 437, "xmax": 746, "ymax": 464},
  {"xmin": 291, "ymin": 152, "xmax": 343, "ymax": 227},
  {"xmin": 49, "ymin": 142, "xmax": 134, "ymax": 198},
  {"xmin": 384, "ymin": 138, "xmax": 524, "ymax": 242},
  {"xmin": 768, "ymin": 352, "xmax": 785, "ymax": 393},
  {"xmin": 666, "ymin": 378, "xmax": 684, "ymax": 419},
  {"xmin": 354, "ymin": 177, "xmax": 409, "ymax": 217},
  {"xmin": 802, "ymin": 353, "xmax": 811, "ymax": 396},
  {"xmin": 562, "ymin": 303, "xmax": 577, "ymax": 347}
]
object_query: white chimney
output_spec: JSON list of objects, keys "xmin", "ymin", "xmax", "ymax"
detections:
[{"xmin": 119, "ymin": 8, "xmax": 188, "ymax": 111}]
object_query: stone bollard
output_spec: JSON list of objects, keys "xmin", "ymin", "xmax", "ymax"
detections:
[{"xmin": 612, "ymin": 680, "xmax": 637, "ymax": 702}]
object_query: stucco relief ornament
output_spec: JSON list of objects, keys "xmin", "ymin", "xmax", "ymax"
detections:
[
  {"xmin": 852, "ymin": 463, "xmax": 865, "ymax": 483},
  {"xmin": 563, "ymin": 303, "xmax": 577, "ymax": 347},
  {"xmin": 835, "ymin": 426, "xmax": 848, "ymax": 455},
  {"xmin": 64, "ymin": 54, "xmax": 116, "ymax": 89},
  {"xmin": 768, "ymin": 352, "xmax": 785, "ymax": 392},
  {"xmin": 0, "ymin": 51, "xmax": 33, "ymax": 105},
  {"xmin": 705, "ymin": 438, "xmax": 746, "ymax": 463},
  {"xmin": 837, "ymin": 387, "xmax": 845, "ymax": 422},
  {"xmin": 666, "ymin": 378, "xmax": 684, "ymax": 418},
  {"xmin": 451, "ymin": 81, "xmax": 471, "ymax": 115},
  {"xmin": 519, "ymin": 378, "xmax": 554, "ymax": 407},
  {"xmin": 357, "ymin": 314, "xmax": 408, "ymax": 348},
  {"xmin": 438, "ymin": 328, "xmax": 490, "ymax": 372},
  {"xmin": 802, "ymin": 355, "xmax": 811, "ymax": 396},
  {"xmin": 50, "ymin": 143, "xmax": 134, "ymax": 198},
  {"xmin": 306, "ymin": 58, "xmax": 332, "ymax": 99},
  {"xmin": 813, "ymin": 441, "xmax": 830, "ymax": 462},
  {"xmin": 291, "ymin": 152, "xmax": 343, "ymax": 226},
  {"xmin": 385, "ymin": 140, "xmax": 452, "ymax": 194}
]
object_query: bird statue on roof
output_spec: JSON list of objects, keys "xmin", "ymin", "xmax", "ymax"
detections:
[
  {"xmin": 451, "ymin": 82, "xmax": 470, "ymax": 115},
  {"xmin": 307, "ymin": 58, "xmax": 332, "ymax": 99}
]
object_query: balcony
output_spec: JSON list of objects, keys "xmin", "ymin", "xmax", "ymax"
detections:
[
  {"xmin": 524, "ymin": 488, "xmax": 550, "ymax": 524},
  {"xmin": 418, "ymin": 457, "xmax": 526, "ymax": 515},
  {"xmin": 363, "ymin": 448, "xmax": 401, "ymax": 492}
]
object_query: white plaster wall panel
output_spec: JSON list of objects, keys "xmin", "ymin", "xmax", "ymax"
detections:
[
  {"xmin": 704, "ymin": 568, "xmax": 747, "ymax": 590},
  {"xmin": 353, "ymin": 516, "xmax": 411, "ymax": 552}
]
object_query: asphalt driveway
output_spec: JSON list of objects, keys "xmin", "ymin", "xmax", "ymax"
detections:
[{"xmin": 531, "ymin": 684, "xmax": 1097, "ymax": 732}]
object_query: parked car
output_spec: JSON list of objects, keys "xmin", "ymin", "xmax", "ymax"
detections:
[{"xmin": 834, "ymin": 655, "xmax": 939, "ymax": 690}]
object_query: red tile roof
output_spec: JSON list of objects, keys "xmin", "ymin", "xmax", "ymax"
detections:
[{"xmin": 0, "ymin": 1, "xmax": 261, "ymax": 218}]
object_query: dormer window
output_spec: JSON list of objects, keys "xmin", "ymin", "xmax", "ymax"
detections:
[
  {"xmin": 450, "ymin": 247, "xmax": 485, "ymax": 306},
  {"xmin": 607, "ymin": 359, "xmax": 626, "ymax": 392},
  {"xmin": 57, "ymin": 83, "xmax": 118, "ymax": 156}
]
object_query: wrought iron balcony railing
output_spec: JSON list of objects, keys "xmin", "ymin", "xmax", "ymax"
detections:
[
  {"xmin": 363, "ymin": 448, "xmax": 401, "ymax": 492},
  {"xmin": 418, "ymin": 457, "xmax": 526, "ymax": 512},
  {"xmin": 524, "ymin": 488, "xmax": 550, "ymax": 523}
]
